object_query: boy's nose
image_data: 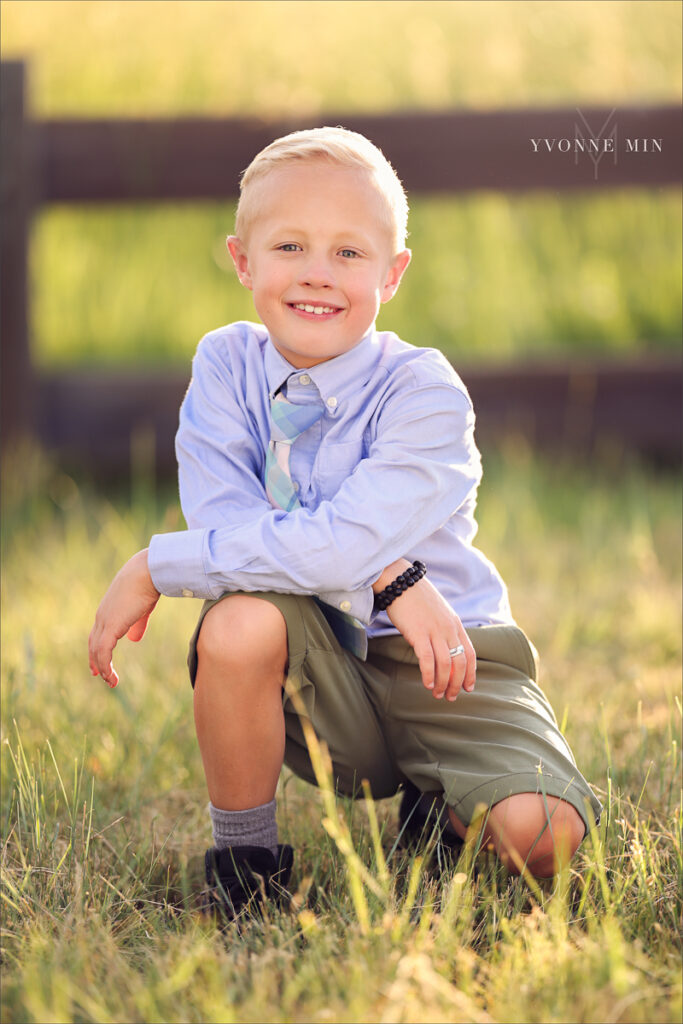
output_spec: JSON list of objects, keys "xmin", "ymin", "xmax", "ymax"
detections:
[{"xmin": 299, "ymin": 257, "xmax": 335, "ymax": 289}]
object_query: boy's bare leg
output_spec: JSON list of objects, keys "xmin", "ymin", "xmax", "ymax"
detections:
[
  {"xmin": 193, "ymin": 595, "xmax": 288, "ymax": 811},
  {"xmin": 448, "ymin": 793, "xmax": 585, "ymax": 878}
]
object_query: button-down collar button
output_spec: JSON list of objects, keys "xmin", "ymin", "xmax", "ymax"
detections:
[
  {"xmin": 326, "ymin": 396, "xmax": 338, "ymax": 409},
  {"xmin": 181, "ymin": 588, "xmax": 194, "ymax": 598},
  {"xmin": 340, "ymin": 600, "xmax": 352, "ymax": 612},
  {"xmin": 298, "ymin": 374, "xmax": 311, "ymax": 385}
]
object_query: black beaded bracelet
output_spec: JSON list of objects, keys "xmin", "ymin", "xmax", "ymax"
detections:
[{"xmin": 373, "ymin": 560, "xmax": 427, "ymax": 612}]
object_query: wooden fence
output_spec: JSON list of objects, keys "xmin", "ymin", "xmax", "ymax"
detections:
[{"xmin": 2, "ymin": 60, "xmax": 681, "ymax": 475}]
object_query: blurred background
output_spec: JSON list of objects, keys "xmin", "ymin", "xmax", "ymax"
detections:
[{"xmin": 1, "ymin": 0, "xmax": 681, "ymax": 372}]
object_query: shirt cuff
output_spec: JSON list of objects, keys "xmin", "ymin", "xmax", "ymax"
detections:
[
  {"xmin": 317, "ymin": 586, "xmax": 374, "ymax": 626},
  {"xmin": 148, "ymin": 529, "xmax": 218, "ymax": 599}
]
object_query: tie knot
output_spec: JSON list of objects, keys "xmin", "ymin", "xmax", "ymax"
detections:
[{"xmin": 270, "ymin": 392, "xmax": 324, "ymax": 443}]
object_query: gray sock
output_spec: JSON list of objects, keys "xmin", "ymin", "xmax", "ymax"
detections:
[{"xmin": 209, "ymin": 799, "xmax": 278, "ymax": 858}]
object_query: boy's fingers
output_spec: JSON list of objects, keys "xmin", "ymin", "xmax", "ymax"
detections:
[
  {"xmin": 453, "ymin": 632, "xmax": 476, "ymax": 694},
  {"xmin": 462, "ymin": 635, "xmax": 477, "ymax": 692},
  {"xmin": 105, "ymin": 667, "xmax": 119, "ymax": 688},
  {"xmin": 414, "ymin": 639, "xmax": 435, "ymax": 690},
  {"xmin": 88, "ymin": 626, "xmax": 101, "ymax": 676},
  {"xmin": 98, "ymin": 659, "xmax": 119, "ymax": 688},
  {"xmin": 90, "ymin": 628, "xmax": 119, "ymax": 686},
  {"xmin": 444, "ymin": 632, "xmax": 476, "ymax": 700},
  {"xmin": 433, "ymin": 641, "xmax": 455, "ymax": 698},
  {"xmin": 443, "ymin": 641, "xmax": 465, "ymax": 701}
]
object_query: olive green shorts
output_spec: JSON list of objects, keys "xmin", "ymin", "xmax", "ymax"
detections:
[{"xmin": 188, "ymin": 591, "xmax": 602, "ymax": 832}]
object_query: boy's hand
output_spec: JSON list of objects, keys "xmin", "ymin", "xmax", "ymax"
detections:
[
  {"xmin": 88, "ymin": 549, "xmax": 160, "ymax": 688},
  {"xmin": 376, "ymin": 560, "xmax": 476, "ymax": 700}
]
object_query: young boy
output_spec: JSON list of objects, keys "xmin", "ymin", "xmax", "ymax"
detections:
[{"xmin": 89, "ymin": 127, "xmax": 601, "ymax": 916}]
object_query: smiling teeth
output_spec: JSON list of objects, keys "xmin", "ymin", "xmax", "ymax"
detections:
[{"xmin": 292, "ymin": 303, "xmax": 337, "ymax": 315}]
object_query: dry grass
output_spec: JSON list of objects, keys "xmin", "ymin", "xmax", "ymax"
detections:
[{"xmin": 1, "ymin": 445, "xmax": 680, "ymax": 1023}]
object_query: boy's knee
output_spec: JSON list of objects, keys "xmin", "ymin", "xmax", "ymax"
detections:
[
  {"xmin": 485, "ymin": 793, "xmax": 585, "ymax": 877},
  {"xmin": 196, "ymin": 595, "xmax": 288, "ymax": 674}
]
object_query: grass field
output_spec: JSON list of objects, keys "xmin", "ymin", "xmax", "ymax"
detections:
[
  {"xmin": 1, "ymin": 447, "xmax": 681, "ymax": 1023},
  {"xmin": 1, "ymin": 0, "xmax": 681, "ymax": 367}
]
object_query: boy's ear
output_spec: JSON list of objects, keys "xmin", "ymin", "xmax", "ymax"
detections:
[
  {"xmin": 227, "ymin": 235, "xmax": 253, "ymax": 290},
  {"xmin": 380, "ymin": 249, "xmax": 411, "ymax": 304}
]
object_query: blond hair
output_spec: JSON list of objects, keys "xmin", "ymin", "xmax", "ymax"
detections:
[{"xmin": 234, "ymin": 126, "xmax": 409, "ymax": 254}]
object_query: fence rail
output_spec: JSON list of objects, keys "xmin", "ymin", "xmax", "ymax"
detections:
[
  {"xmin": 2, "ymin": 60, "xmax": 681, "ymax": 472},
  {"xmin": 36, "ymin": 354, "xmax": 682, "ymax": 478},
  {"xmin": 34, "ymin": 104, "xmax": 683, "ymax": 202}
]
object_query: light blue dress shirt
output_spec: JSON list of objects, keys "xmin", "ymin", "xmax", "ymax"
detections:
[{"xmin": 148, "ymin": 321, "xmax": 513, "ymax": 636}]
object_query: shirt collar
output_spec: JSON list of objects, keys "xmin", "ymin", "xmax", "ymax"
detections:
[{"xmin": 264, "ymin": 328, "xmax": 382, "ymax": 411}]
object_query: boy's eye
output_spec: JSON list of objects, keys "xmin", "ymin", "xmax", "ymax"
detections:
[
  {"xmin": 339, "ymin": 248, "xmax": 361, "ymax": 259},
  {"xmin": 277, "ymin": 243, "xmax": 302, "ymax": 252}
]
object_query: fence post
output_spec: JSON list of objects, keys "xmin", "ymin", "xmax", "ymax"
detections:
[{"xmin": 1, "ymin": 61, "xmax": 35, "ymax": 444}]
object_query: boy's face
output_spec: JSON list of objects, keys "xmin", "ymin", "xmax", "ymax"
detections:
[{"xmin": 227, "ymin": 160, "xmax": 411, "ymax": 368}]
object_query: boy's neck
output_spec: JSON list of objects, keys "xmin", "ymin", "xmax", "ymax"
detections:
[{"xmin": 269, "ymin": 326, "xmax": 375, "ymax": 371}]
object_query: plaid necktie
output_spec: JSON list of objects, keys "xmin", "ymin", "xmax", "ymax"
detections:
[
  {"xmin": 265, "ymin": 392, "xmax": 325, "ymax": 512},
  {"xmin": 265, "ymin": 389, "xmax": 368, "ymax": 659}
]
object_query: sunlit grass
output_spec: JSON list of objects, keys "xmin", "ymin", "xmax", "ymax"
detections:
[
  {"xmin": 30, "ymin": 189, "xmax": 682, "ymax": 369},
  {"xmin": 2, "ymin": 1, "xmax": 680, "ymax": 115},
  {"xmin": 1, "ymin": 446, "xmax": 681, "ymax": 1022}
]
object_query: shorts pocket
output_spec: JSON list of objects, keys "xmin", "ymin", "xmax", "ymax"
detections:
[
  {"xmin": 466, "ymin": 625, "xmax": 538, "ymax": 681},
  {"xmin": 510, "ymin": 627, "xmax": 539, "ymax": 682}
]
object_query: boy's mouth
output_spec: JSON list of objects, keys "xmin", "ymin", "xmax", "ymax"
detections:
[{"xmin": 288, "ymin": 302, "xmax": 343, "ymax": 318}]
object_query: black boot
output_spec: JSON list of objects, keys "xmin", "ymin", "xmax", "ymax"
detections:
[
  {"xmin": 201, "ymin": 844, "xmax": 294, "ymax": 922},
  {"xmin": 398, "ymin": 781, "xmax": 463, "ymax": 857}
]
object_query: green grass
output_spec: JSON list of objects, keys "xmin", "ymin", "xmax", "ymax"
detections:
[
  {"xmin": 1, "ymin": 445, "xmax": 681, "ymax": 1022},
  {"xmin": 3, "ymin": 1, "xmax": 680, "ymax": 116},
  {"xmin": 30, "ymin": 189, "xmax": 682, "ymax": 370},
  {"xmin": 2, "ymin": 0, "xmax": 681, "ymax": 368}
]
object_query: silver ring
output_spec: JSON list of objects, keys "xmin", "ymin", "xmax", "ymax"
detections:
[{"xmin": 448, "ymin": 645, "xmax": 465, "ymax": 659}]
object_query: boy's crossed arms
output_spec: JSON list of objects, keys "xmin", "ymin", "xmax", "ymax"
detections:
[
  {"xmin": 88, "ymin": 397, "xmax": 477, "ymax": 701},
  {"xmin": 88, "ymin": 548, "xmax": 475, "ymax": 697}
]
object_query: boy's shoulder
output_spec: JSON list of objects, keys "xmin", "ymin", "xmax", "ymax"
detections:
[
  {"xmin": 376, "ymin": 330, "xmax": 472, "ymax": 406},
  {"xmin": 196, "ymin": 320, "xmax": 268, "ymax": 361},
  {"xmin": 191, "ymin": 323, "xmax": 472, "ymax": 409}
]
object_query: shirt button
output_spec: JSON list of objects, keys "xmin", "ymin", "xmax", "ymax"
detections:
[
  {"xmin": 340, "ymin": 600, "xmax": 352, "ymax": 612},
  {"xmin": 181, "ymin": 588, "xmax": 194, "ymax": 598},
  {"xmin": 293, "ymin": 481, "xmax": 300, "ymax": 492},
  {"xmin": 326, "ymin": 396, "xmax": 338, "ymax": 409},
  {"xmin": 298, "ymin": 374, "xmax": 311, "ymax": 385}
]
